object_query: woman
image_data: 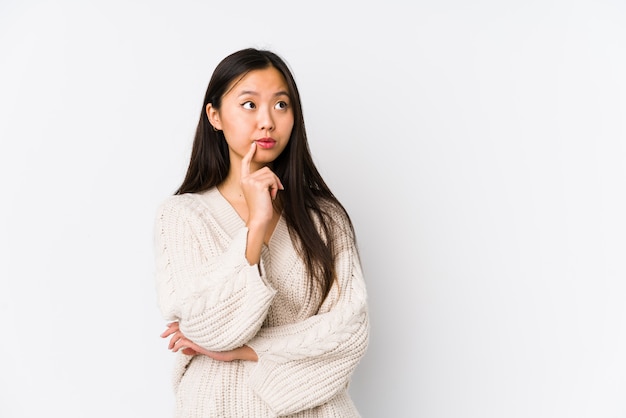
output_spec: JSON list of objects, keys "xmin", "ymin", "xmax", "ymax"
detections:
[{"xmin": 155, "ymin": 48, "xmax": 369, "ymax": 417}]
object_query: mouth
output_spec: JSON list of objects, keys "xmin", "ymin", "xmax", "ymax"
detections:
[{"xmin": 254, "ymin": 137, "xmax": 277, "ymax": 149}]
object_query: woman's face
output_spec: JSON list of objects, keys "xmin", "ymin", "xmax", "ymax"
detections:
[{"xmin": 207, "ymin": 66, "xmax": 294, "ymax": 171}]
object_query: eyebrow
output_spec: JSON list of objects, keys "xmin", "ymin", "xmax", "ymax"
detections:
[{"xmin": 237, "ymin": 90, "xmax": 290, "ymax": 98}]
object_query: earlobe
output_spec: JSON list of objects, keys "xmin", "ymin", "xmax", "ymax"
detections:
[{"xmin": 206, "ymin": 103, "xmax": 222, "ymax": 130}]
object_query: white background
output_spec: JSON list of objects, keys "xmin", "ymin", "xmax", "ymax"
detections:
[{"xmin": 1, "ymin": 1, "xmax": 625, "ymax": 417}]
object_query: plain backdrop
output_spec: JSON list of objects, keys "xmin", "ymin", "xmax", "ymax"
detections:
[{"xmin": 1, "ymin": 1, "xmax": 625, "ymax": 417}]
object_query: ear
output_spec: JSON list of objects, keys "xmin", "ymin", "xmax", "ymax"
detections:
[{"xmin": 206, "ymin": 103, "xmax": 222, "ymax": 130}]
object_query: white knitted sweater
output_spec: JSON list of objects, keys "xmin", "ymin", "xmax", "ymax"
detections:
[{"xmin": 154, "ymin": 187, "xmax": 369, "ymax": 417}]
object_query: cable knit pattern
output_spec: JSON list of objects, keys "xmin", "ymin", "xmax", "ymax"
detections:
[{"xmin": 154, "ymin": 187, "xmax": 369, "ymax": 417}]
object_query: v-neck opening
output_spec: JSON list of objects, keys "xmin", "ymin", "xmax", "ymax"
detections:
[{"xmin": 198, "ymin": 187, "xmax": 284, "ymax": 248}]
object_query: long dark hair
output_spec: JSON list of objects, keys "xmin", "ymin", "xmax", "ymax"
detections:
[{"xmin": 175, "ymin": 48, "xmax": 355, "ymax": 305}]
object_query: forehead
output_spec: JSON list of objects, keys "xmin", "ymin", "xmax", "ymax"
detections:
[{"xmin": 227, "ymin": 66, "xmax": 289, "ymax": 95}]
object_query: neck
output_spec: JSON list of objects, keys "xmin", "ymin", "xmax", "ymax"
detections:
[{"xmin": 218, "ymin": 176, "xmax": 244, "ymax": 200}]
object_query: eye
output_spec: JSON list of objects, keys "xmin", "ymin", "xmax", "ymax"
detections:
[
  {"xmin": 274, "ymin": 101, "xmax": 289, "ymax": 110},
  {"xmin": 242, "ymin": 101, "xmax": 256, "ymax": 110}
]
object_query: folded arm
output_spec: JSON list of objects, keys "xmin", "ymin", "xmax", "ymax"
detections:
[
  {"xmin": 154, "ymin": 197, "xmax": 276, "ymax": 351},
  {"xmin": 245, "ymin": 226, "xmax": 370, "ymax": 415}
]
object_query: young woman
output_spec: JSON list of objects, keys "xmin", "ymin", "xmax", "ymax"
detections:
[{"xmin": 155, "ymin": 48, "xmax": 369, "ymax": 417}]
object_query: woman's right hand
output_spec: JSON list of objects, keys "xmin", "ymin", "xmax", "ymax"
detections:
[
  {"xmin": 240, "ymin": 142, "xmax": 283, "ymax": 265},
  {"xmin": 240, "ymin": 142, "xmax": 283, "ymax": 226}
]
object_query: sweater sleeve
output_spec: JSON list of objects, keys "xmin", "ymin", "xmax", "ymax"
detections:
[
  {"xmin": 154, "ymin": 196, "xmax": 276, "ymax": 351},
  {"xmin": 245, "ymin": 217, "xmax": 370, "ymax": 416}
]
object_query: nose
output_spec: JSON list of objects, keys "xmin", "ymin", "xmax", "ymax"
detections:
[{"xmin": 258, "ymin": 106, "xmax": 275, "ymax": 133}]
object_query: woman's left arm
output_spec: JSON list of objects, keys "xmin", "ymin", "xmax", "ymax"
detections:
[
  {"xmin": 244, "ymin": 232, "xmax": 370, "ymax": 416},
  {"xmin": 161, "ymin": 321, "xmax": 259, "ymax": 361}
]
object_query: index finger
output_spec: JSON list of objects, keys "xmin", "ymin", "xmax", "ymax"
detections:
[
  {"xmin": 241, "ymin": 142, "xmax": 256, "ymax": 177},
  {"xmin": 160, "ymin": 322, "xmax": 179, "ymax": 338}
]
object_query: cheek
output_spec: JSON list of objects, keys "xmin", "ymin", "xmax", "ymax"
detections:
[
  {"xmin": 222, "ymin": 114, "xmax": 250, "ymax": 135},
  {"xmin": 281, "ymin": 115, "xmax": 295, "ymax": 132}
]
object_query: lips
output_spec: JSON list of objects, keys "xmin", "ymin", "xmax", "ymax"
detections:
[{"xmin": 255, "ymin": 138, "xmax": 276, "ymax": 149}]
